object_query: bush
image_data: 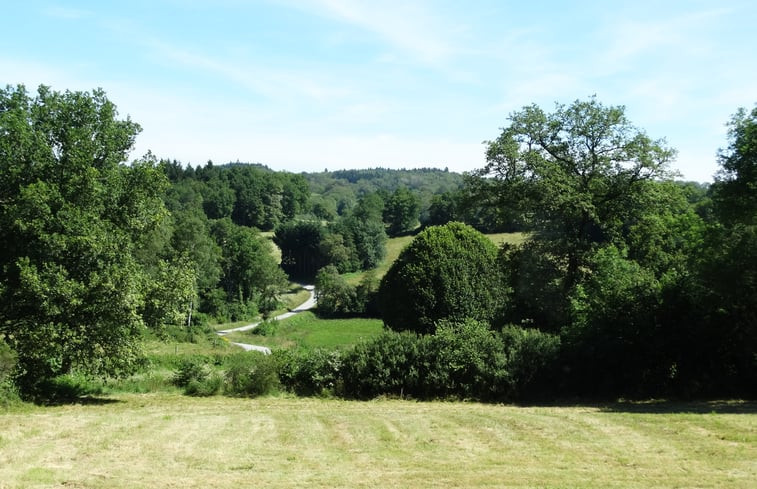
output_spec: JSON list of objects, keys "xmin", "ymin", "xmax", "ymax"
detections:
[
  {"xmin": 315, "ymin": 265, "xmax": 357, "ymax": 317},
  {"xmin": 172, "ymin": 357, "xmax": 212, "ymax": 388},
  {"xmin": 255, "ymin": 319, "xmax": 279, "ymax": 337},
  {"xmin": 341, "ymin": 331, "xmax": 427, "ymax": 399},
  {"xmin": 338, "ymin": 321, "xmax": 561, "ymax": 402},
  {"xmin": 425, "ymin": 319, "xmax": 509, "ymax": 401},
  {"xmin": 500, "ymin": 325, "xmax": 561, "ymax": 399},
  {"xmin": 277, "ymin": 348, "xmax": 344, "ymax": 397},
  {"xmin": 379, "ymin": 222, "xmax": 504, "ymax": 334},
  {"xmin": 185, "ymin": 372, "xmax": 223, "ymax": 397},
  {"xmin": 0, "ymin": 339, "xmax": 16, "ymax": 385},
  {"xmin": 224, "ymin": 353, "xmax": 280, "ymax": 397}
]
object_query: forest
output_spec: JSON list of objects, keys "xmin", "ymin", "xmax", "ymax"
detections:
[{"xmin": 0, "ymin": 85, "xmax": 755, "ymax": 402}]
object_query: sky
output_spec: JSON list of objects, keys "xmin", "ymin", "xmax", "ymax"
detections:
[{"xmin": 2, "ymin": 1, "xmax": 756, "ymax": 182}]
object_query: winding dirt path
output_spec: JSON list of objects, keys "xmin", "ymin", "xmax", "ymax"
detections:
[{"xmin": 216, "ymin": 285, "xmax": 316, "ymax": 354}]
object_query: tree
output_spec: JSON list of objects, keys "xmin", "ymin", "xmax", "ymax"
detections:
[
  {"xmin": 383, "ymin": 187, "xmax": 420, "ymax": 236},
  {"xmin": 694, "ymin": 105, "xmax": 757, "ymax": 395},
  {"xmin": 201, "ymin": 177, "xmax": 236, "ymax": 219},
  {"xmin": 314, "ymin": 265, "xmax": 357, "ymax": 316},
  {"xmin": 711, "ymin": 105, "xmax": 757, "ymax": 225},
  {"xmin": 472, "ymin": 98, "xmax": 674, "ymax": 292},
  {"xmin": 335, "ymin": 193, "xmax": 388, "ymax": 269},
  {"xmin": 211, "ymin": 218, "xmax": 287, "ymax": 314},
  {"xmin": 274, "ymin": 220, "xmax": 326, "ymax": 279},
  {"xmin": 0, "ymin": 85, "xmax": 173, "ymax": 392},
  {"xmin": 378, "ymin": 222, "xmax": 503, "ymax": 334},
  {"xmin": 423, "ymin": 191, "xmax": 458, "ymax": 227}
]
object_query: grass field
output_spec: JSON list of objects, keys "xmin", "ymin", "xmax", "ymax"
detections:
[
  {"xmin": 344, "ymin": 231, "xmax": 528, "ymax": 285},
  {"xmin": 1, "ymin": 394, "xmax": 754, "ymax": 489},
  {"xmin": 223, "ymin": 311, "xmax": 384, "ymax": 350}
]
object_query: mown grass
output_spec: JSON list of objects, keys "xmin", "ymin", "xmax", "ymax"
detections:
[
  {"xmin": 1, "ymin": 394, "xmax": 754, "ymax": 488},
  {"xmin": 224, "ymin": 311, "xmax": 384, "ymax": 350}
]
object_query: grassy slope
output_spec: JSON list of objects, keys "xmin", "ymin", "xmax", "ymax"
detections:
[
  {"xmin": 223, "ymin": 311, "xmax": 383, "ymax": 350},
  {"xmin": 344, "ymin": 231, "xmax": 528, "ymax": 285},
  {"xmin": 1, "ymin": 395, "xmax": 754, "ymax": 489}
]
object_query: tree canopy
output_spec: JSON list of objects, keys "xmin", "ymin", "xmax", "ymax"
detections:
[
  {"xmin": 379, "ymin": 222, "xmax": 502, "ymax": 334},
  {"xmin": 472, "ymin": 97, "xmax": 675, "ymax": 291},
  {"xmin": 0, "ymin": 85, "xmax": 184, "ymax": 392}
]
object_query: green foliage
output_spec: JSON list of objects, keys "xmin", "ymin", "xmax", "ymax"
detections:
[
  {"xmin": 185, "ymin": 373, "xmax": 224, "ymax": 397},
  {"xmin": 211, "ymin": 218, "xmax": 288, "ymax": 312},
  {"xmin": 423, "ymin": 191, "xmax": 459, "ymax": 227},
  {"xmin": 424, "ymin": 319, "xmax": 509, "ymax": 400},
  {"xmin": 274, "ymin": 220, "xmax": 326, "ymax": 279},
  {"xmin": 255, "ymin": 319, "xmax": 279, "ymax": 337},
  {"xmin": 497, "ymin": 241, "xmax": 568, "ymax": 332},
  {"xmin": 277, "ymin": 348, "xmax": 344, "ymax": 397},
  {"xmin": 340, "ymin": 321, "xmax": 560, "ymax": 401},
  {"xmin": 224, "ymin": 353, "xmax": 280, "ymax": 397},
  {"xmin": 172, "ymin": 357, "xmax": 212, "ymax": 388},
  {"xmin": 315, "ymin": 265, "xmax": 358, "ymax": 316},
  {"xmin": 383, "ymin": 187, "xmax": 421, "ymax": 236},
  {"xmin": 0, "ymin": 340, "xmax": 19, "ymax": 405},
  {"xmin": 471, "ymin": 97, "xmax": 674, "ymax": 291},
  {"xmin": 0, "ymin": 85, "xmax": 177, "ymax": 394},
  {"xmin": 318, "ymin": 232, "xmax": 360, "ymax": 273},
  {"xmin": 499, "ymin": 325, "xmax": 561, "ymax": 398},
  {"xmin": 141, "ymin": 257, "xmax": 197, "ymax": 332},
  {"xmin": 712, "ymin": 105, "xmax": 757, "ymax": 225},
  {"xmin": 379, "ymin": 222, "xmax": 503, "ymax": 334},
  {"xmin": 335, "ymin": 193, "xmax": 388, "ymax": 269},
  {"xmin": 341, "ymin": 331, "xmax": 425, "ymax": 399},
  {"xmin": 0, "ymin": 340, "xmax": 17, "ymax": 385},
  {"xmin": 171, "ymin": 357, "xmax": 223, "ymax": 396}
]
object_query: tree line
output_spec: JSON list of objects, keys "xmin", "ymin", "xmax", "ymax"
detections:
[
  {"xmin": 369, "ymin": 98, "xmax": 756, "ymax": 399},
  {"xmin": 1, "ymin": 85, "xmax": 754, "ymax": 400}
]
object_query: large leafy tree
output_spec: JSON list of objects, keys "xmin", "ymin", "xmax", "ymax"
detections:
[
  {"xmin": 473, "ymin": 98, "xmax": 675, "ymax": 292},
  {"xmin": 0, "ymin": 85, "xmax": 176, "ymax": 392},
  {"xmin": 712, "ymin": 105, "xmax": 757, "ymax": 225},
  {"xmin": 696, "ymin": 105, "xmax": 757, "ymax": 394}
]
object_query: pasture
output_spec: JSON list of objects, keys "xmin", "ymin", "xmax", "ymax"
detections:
[{"xmin": 0, "ymin": 395, "xmax": 754, "ymax": 488}]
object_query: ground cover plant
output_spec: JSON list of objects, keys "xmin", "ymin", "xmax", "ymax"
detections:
[{"xmin": 0, "ymin": 394, "xmax": 754, "ymax": 489}]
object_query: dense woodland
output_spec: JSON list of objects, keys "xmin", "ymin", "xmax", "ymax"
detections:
[{"xmin": 1, "ymin": 85, "xmax": 755, "ymax": 401}]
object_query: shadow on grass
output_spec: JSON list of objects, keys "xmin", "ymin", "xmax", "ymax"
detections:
[
  {"xmin": 515, "ymin": 399, "xmax": 757, "ymax": 414},
  {"xmin": 24, "ymin": 377, "xmax": 123, "ymax": 407},
  {"xmin": 598, "ymin": 400, "xmax": 757, "ymax": 415}
]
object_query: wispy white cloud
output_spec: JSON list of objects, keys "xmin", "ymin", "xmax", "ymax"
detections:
[
  {"xmin": 286, "ymin": 0, "xmax": 462, "ymax": 65},
  {"xmin": 146, "ymin": 39, "xmax": 353, "ymax": 103}
]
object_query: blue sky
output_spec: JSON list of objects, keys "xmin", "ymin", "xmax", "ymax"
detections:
[{"xmin": 3, "ymin": 1, "xmax": 755, "ymax": 182}]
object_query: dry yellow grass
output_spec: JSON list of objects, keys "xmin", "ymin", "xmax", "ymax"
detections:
[{"xmin": 1, "ymin": 395, "xmax": 754, "ymax": 489}]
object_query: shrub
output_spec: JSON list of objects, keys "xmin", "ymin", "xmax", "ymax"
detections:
[
  {"xmin": 255, "ymin": 319, "xmax": 279, "ymax": 337},
  {"xmin": 0, "ymin": 339, "xmax": 16, "ymax": 385},
  {"xmin": 172, "ymin": 357, "xmax": 212, "ymax": 388},
  {"xmin": 500, "ymin": 325, "xmax": 561, "ymax": 399},
  {"xmin": 379, "ymin": 222, "xmax": 504, "ymax": 334},
  {"xmin": 277, "ymin": 348, "xmax": 344, "ymax": 397},
  {"xmin": 185, "ymin": 372, "xmax": 223, "ymax": 397},
  {"xmin": 224, "ymin": 353, "xmax": 280, "ymax": 397},
  {"xmin": 425, "ymin": 319, "xmax": 509, "ymax": 401},
  {"xmin": 341, "ymin": 331, "xmax": 426, "ymax": 399}
]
